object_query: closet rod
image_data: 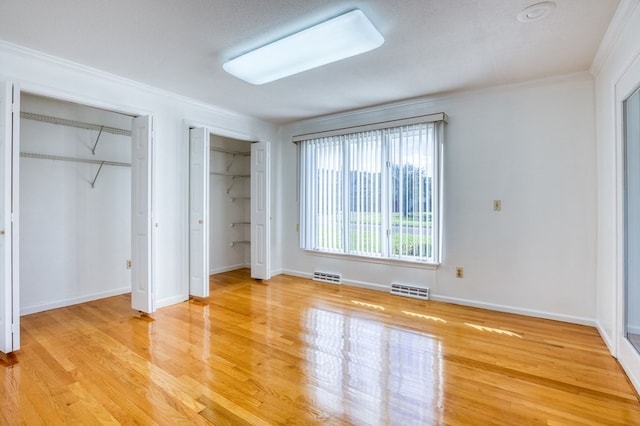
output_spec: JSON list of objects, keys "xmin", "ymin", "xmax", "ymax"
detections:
[
  {"xmin": 21, "ymin": 112, "xmax": 132, "ymax": 137},
  {"xmin": 20, "ymin": 152, "xmax": 131, "ymax": 168},
  {"xmin": 211, "ymin": 147, "xmax": 250, "ymax": 156}
]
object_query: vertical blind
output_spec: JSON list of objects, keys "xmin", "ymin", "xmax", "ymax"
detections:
[{"xmin": 298, "ymin": 118, "xmax": 444, "ymax": 263}]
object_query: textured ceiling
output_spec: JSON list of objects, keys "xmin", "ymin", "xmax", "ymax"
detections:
[{"xmin": 0, "ymin": 0, "xmax": 620, "ymax": 124}]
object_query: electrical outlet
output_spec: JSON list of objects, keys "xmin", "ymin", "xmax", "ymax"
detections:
[
  {"xmin": 126, "ymin": 260, "xmax": 132, "ymax": 269},
  {"xmin": 493, "ymin": 200, "xmax": 502, "ymax": 211},
  {"xmin": 456, "ymin": 267, "xmax": 464, "ymax": 278}
]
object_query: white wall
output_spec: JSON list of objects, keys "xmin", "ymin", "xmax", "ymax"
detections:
[
  {"xmin": 19, "ymin": 94, "xmax": 132, "ymax": 314},
  {"xmin": 593, "ymin": 0, "xmax": 640, "ymax": 389},
  {"xmin": 280, "ymin": 73, "xmax": 597, "ymax": 324},
  {"xmin": 0, "ymin": 41, "xmax": 277, "ymax": 309},
  {"xmin": 209, "ymin": 134, "xmax": 251, "ymax": 273}
]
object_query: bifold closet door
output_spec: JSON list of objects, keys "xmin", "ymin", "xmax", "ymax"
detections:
[
  {"xmin": 189, "ymin": 127, "xmax": 209, "ymax": 297},
  {"xmin": 0, "ymin": 81, "xmax": 19, "ymax": 353},
  {"xmin": 251, "ymin": 141, "xmax": 270, "ymax": 280},
  {"xmin": 131, "ymin": 115, "xmax": 154, "ymax": 314}
]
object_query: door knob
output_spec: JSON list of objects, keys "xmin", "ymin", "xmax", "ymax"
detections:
[
  {"xmin": 0, "ymin": 230, "xmax": 4, "ymax": 235},
  {"xmin": 198, "ymin": 220, "xmax": 203, "ymax": 224}
]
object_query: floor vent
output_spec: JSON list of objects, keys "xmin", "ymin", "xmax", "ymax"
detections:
[
  {"xmin": 313, "ymin": 272, "xmax": 342, "ymax": 284},
  {"xmin": 390, "ymin": 283, "xmax": 430, "ymax": 300}
]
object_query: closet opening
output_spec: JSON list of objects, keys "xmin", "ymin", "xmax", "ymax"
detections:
[
  {"xmin": 1, "ymin": 84, "xmax": 153, "ymax": 353},
  {"xmin": 188, "ymin": 128, "xmax": 271, "ymax": 298},
  {"xmin": 19, "ymin": 93, "xmax": 137, "ymax": 315},
  {"xmin": 210, "ymin": 134, "xmax": 252, "ymax": 274}
]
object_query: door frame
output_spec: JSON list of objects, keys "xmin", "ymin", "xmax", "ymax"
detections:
[
  {"xmin": 183, "ymin": 119, "xmax": 272, "ymax": 287},
  {"xmin": 616, "ymin": 49, "xmax": 640, "ymax": 390},
  {"xmin": 15, "ymin": 84, "xmax": 157, "ymax": 317}
]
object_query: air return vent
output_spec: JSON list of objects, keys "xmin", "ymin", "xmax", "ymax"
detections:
[
  {"xmin": 390, "ymin": 283, "xmax": 430, "ymax": 300},
  {"xmin": 313, "ymin": 271, "xmax": 342, "ymax": 284}
]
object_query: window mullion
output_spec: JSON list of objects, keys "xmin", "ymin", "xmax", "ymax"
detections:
[
  {"xmin": 381, "ymin": 130, "xmax": 390, "ymax": 258},
  {"xmin": 376, "ymin": 135, "xmax": 381, "ymax": 256},
  {"xmin": 419, "ymin": 126, "xmax": 425, "ymax": 259},
  {"xmin": 305, "ymin": 142, "xmax": 313, "ymax": 249},
  {"xmin": 434, "ymin": 123, "xmax": 442, "ymax": 262},
  {"xmin": 342, "ymin": 137, "xmax": 350, "ymax": 254},
  {"xmin": 318, "ymin": 141, "xmax": 332, "ymax": 250}
]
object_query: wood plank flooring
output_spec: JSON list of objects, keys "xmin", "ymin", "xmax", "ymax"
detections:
[{"xmin": 2, "ymin": 268, "xmax": 639, "ymax": 425}]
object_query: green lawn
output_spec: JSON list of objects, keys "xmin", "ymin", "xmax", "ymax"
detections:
[
  {"xmin": 318, "ymin": 221, "xmax": 433, "ymax": 258},
  {"xmin": 347, "ymin": 212, "xmax": 432, "ymax": 227}
]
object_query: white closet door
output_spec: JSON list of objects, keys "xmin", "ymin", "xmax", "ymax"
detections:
[
  {"xmin": 131, "ymin": 115, "xmax": 155, "ymax": 313},
  {"xmin": 251, "ymin": 141, "xmax": 270, "ymax": 280},
  {"xmin": 0, "ymin": 82, "xmax": 19, "ymax": 353},
  {"xmin": 189, "ymin": 127, "xmax": 209, "ymax": 297}
]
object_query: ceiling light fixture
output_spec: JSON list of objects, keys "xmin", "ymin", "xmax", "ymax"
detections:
[
  {"xmin": 517, "ymin": 1, "xmax": 556, "ymax": 22},
  {"xmin": 223, "ymin": 9, "xmax": 384, "ymax": 85}
]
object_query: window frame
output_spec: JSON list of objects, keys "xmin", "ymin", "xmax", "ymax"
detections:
[{"xmin": 295, "ymin": 113, "xmax": 447, "ymax": 267}]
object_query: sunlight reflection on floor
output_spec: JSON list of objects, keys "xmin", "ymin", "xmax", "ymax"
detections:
[{"xmin": 305, "ymin": 307, "xmax": 443, "ymax": 424}]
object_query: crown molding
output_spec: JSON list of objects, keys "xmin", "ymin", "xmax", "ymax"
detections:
[
  {"xmin": 0, "ymin": 40, "xmax": 273, "ymax": 132},
  {"xmin": 590, "ymin": 0, "xmax": 640, "ymax": 76},
  {"xmin": 284, "ymin": 71, "xmax": 593, "ymax": 136}
]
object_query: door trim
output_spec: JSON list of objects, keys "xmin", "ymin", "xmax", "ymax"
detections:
[
  {"xmin": 15, "ymin": 86, "xmax": 157, "ymax": 316},
  {"xmin": 615, "ymin": 48, "xmax": 640, "ymax": 392},
  {"xmin": 183, "ymin": 119, "xmax": 271, "ymax": 284}
]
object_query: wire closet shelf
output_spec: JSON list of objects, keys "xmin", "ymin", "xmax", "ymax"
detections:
[{"xmin": 20, "ymin": 112, "xmax": 132, "ymax": 188}]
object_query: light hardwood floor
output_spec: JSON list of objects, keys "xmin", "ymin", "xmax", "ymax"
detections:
[{"xmin": 1, "ymin": 268, "xmax": 639, "ymax": 425}]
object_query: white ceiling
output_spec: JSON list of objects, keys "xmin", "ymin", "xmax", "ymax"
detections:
[{"xmin": 0, "ymin": 0, "xmax": 620, "ymax": 124}]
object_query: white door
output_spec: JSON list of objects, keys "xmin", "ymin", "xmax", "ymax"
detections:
[
  {"xmin": 0, "ymin": 82, "xmax": 19, "ymax": 353},
  {"xmin": 251, "ymin": 141, "xmax": 270, "ymax": 280},
  {"xmin": 189, "ymin": 127, "xmax": 209, "ymax": 297},
  {"xmin": 131, "ymin": 115, "xmax": 155, "ymax": 313}
]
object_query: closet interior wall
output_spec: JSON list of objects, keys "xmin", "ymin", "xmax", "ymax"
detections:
[
  {"xmin": 209, "ymin": 134, "xmax": 251, "ymax": 273},
  {"xmin": 20, "ymin": 93, "xmax": 133, "ymax": 315}
]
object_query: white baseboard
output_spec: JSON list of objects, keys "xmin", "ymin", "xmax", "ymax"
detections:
[
  {"xmin": 342, "ymin": 277, "xmax": 389, "ymax": 292},
  {"xmin": 281, "ymin": 269, "xmax": 312, "ymax": 279},
  {"xmin": 280, "ymin": 269, "xmax": 596, "ymax": 327},
  {"xmin": 209, "ymin": 264, "xmax": 248, "ymax": 274},
  {"xmin": 430, "ymin": 294, "xmax": 596, "ymax": 327},
  {"xmin": 619, "ymin": 339, "xmax": 640, "ymax": 396},
  {"xmin": 270, "ymin": 268, "xmax": 284, "ymax": 277},
  {"xmin": 21, "ymin": 287, "xmax": 130, "ymax": 316},
  {"xmin": 596, "ymin": 320, "xmax": 616, "ymax": 356},
  {"xmin": 282, "ymin": 268, "xmax": 387, "ymax": 291},
  {"xmin": 156, "ymin": 294, "xmax": 189, "ymax": 309}
]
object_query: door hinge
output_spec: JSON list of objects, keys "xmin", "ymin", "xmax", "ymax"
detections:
[
  {"xmin": 11, "ymin": 323, "xmax": 16, "ymax": 333},
  {"xmin": 11, "ymin": 102, "xmax": 17, "ymax": 113}
]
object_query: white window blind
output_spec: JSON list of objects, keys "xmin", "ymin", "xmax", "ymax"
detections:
[{"xmin": 298, "ymin": 117, "xmax": 444, "ymax": 264}]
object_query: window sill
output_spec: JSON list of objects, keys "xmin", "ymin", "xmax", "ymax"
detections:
[{"xmin": 303, "ymin": 249, "xmax": 440, "ymax": 270}]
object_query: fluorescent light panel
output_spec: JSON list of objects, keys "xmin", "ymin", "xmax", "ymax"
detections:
[{"xmin": 223, "ymin": 9, "xmax": 384, "ymax": 85}]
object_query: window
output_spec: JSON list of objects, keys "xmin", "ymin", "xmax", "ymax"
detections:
[{"xmin": 297, "ymin": 114, "xmax": 446, "ymax": 264}]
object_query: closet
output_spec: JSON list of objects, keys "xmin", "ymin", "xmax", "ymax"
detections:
[
  {"xmin": 19, "ymin": 93, "xmax": 133, "ymax": 314},
  {"xmin": 209, "ymin": 134, "xmax": 251, "ymax": 273}
]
